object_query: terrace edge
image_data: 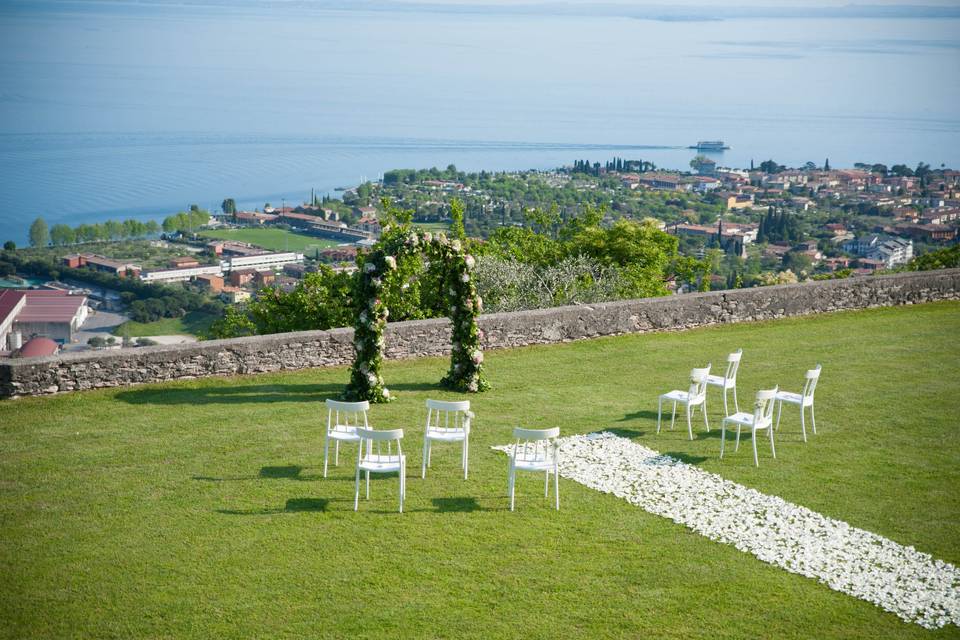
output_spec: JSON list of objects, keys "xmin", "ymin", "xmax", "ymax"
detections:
[{"xmin": 2, "ymin": 269, "xmax": 958, "ymax": 398}]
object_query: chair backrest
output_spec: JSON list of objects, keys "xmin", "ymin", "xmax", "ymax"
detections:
[
  {"xmin": 357, "ymin": 427, "xmax": 404, "ymax": 460},
  {"xmin": 326, "ymin": 399, "xmax": 369, "ymax": 435},
  {"xmin": 425, "ymin": 399, "xmax": 471, "ymax": 434},
  {"xmin": 753, "ymin": 387, "xmax": 779, "ymax": 426},
  {"xmin": 724, "ymin": 349, "xmax": 743, "ymax": 382},
  {"xmin": 802, "ymin": 364, "xmax": 822, "ymax": 400},
  {"xmin": 687, "ymin": 364, "xmax": 712, "ymax": 401},
  {"xmin": 512, "ymin": 427, "xmax": 560, "ymax": 463}
]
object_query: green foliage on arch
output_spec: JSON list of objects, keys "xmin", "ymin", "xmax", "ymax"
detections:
[{"xmin": 344, "ymin": 220, "xmax": 489, "ymax": 403}]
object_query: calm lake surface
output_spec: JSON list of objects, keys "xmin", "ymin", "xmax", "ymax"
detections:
[{"xmin": 1, "ymin": 1, "xmax": 958, "ymax": 243}]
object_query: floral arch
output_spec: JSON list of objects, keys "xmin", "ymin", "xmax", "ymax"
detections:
[{"xmin": 344, "ymin": 229, "xmax": 489, "ymax": 403}]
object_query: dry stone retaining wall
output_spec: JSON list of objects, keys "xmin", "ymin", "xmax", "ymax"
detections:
[{"xmin": 2, "ymin": 269, "xmax": 958, "ymax": 399}]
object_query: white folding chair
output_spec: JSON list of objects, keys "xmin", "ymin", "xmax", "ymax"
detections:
[
  {"xmin": 706, "ymin": 349, "xmax": 742, "ymax": 415},
  {"xmin": 507, "ymin": 427, "xmax": 560, "ymax": 511},
  {"xmin": 775, "ymin": 364, "xmax": 821, "ymax": 442},
  {"xmin": 324, "ymin": 399, "xmax": 369, "ymax": 478},
  {"xmin": 354, "ymin": 428, "xmax": 406, "ymax": 513},
  {"xmin": 657, "ymin": 365, "xmax": 711, "ymax": 441},
  {"xmin": 720, "ymin": 387, "xmax": 779, "ymax": 467},
  {"xmin": 422, "ymin": 399, "xmax": 473, "ymax": 480}
]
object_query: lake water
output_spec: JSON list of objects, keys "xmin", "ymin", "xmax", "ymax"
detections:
[{"xmin": 1, "ymin": 1, "xmax": 958, "ymax": 244}]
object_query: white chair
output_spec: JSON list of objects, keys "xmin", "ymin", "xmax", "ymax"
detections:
[
  {"xmin": 775, "ymin": 364, "xmax": 822, "ymax": 442},
  {"xmin": 324, "ymin": 399, "xmax": 369, "ymax": 478},
  {"xmin": 706, "ymin": 349, "xmax": 742, "ymax": 415},
  {"xmin": 354, "ymin": 428, "xmax": 406, "ymax": 513},
  {"xmin": 422, "ymin": 399, "xmax": 473, "ymax": 480},
  {"xmin": 507, "ymin": 427, "xmax": 560, "ymax": 511},
  {"xmin": 657, "ymin": 365, "xmax": 711, "ymax": 441},
  {"xmin": 720, "ymin": 387, "xmax": 779, "ymax": 467}
]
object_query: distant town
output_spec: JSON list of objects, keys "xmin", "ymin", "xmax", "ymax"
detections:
[{"xmin": 1, "ymin": 156, "xmax": 957, "ymax": 359}]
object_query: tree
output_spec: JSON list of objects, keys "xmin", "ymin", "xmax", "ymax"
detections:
[
  {"xmin": 759, "ymin": 160, "xmax": 784, "ymax": 174},
  {"xmin": 87, "ymin": 336, "xmax": 107, "ymax": 349},
  {"xmin": 3, "ymin": 241, "xmax": 15, "ymax": 251},
  {"xmin": 49, "ymin": 224, "xmax": 76, "ymax": 246},
  {"xmin": 824, "ymin": 158, "xmax": 830, "ymax": 171},
  {"xmin": 689, "ymin": 155, "xmax": 711, "ymax": 173},
  {"xmin": 450, "ymin": 198, "xmax": 466, "ymax": 241},
  {"xmin": 891, "ymin": 164, "xmax": 914, "ymax": 177},
  {"xmin": 29, "ymin": 217, "xmax": 49, "ymax": 248},
  {"xmin": 221, "ymin": 198, "xmax": 237, "ymax": 215}
]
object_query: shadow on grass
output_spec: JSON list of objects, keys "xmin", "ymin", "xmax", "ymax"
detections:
[
  {"xmin": 386, "ymin": 381, "xmax": 447, "ymax": 392},
  {"xmin": 193, "ymin": 464, "xmax": 323, "ymax": 482},
  {"xmin": 431, "ymin": 496, "xmax": 484, "ymax": 512},
  {"xmin": 217, "ymin": 497, "xmax": 330, "ymax": 515},
  {"xmin": 617, "ymin": 410, "xmax": 661, "ymax": 423},
  {"xmin": 661, "ymin": 451, "xmax": 709, "ymax": 465},
  {"xmin": 116, "ymin": 383, "xmax": 344, "ymax": 405}
]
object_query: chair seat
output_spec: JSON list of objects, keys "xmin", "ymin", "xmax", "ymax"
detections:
[
  {"xmin": 359, "ymin": 454, "xmax": 404, "ymax": 473},
  {"xmin": 723, "ymin": 412, "xmax": 771, "ymax": 430},
  {"xmin": 511, "ymin": 455, "xmax": 555, "ymax": 472},
  {"xmin": 328, "ymin": 427, "xmax": 361, "ymax": 441},
  {"xmin": 661, "ymin": 390, "xmax": 691, "ymax": 402},
  {"xmin": 775, "ymin": 391, "xmax": 804, "ymax": 404},
  {"xmin": 425, "ymin": 428, "xmax": 466, "ymax": 442}
]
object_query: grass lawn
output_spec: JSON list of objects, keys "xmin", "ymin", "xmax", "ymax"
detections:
[
  {"xmin": 112, "ymin": 311, "xmax": 218, "ymax": 338},
  {"xmin": 413, "ymin": 221, "xmax": 451, "ymax": 232},
  {"xmin": 2, "ymin": 302, "xmax": 959, "ymax": 639},
  {"xmin": 198, "ymin": 228, "xmax": 342, "ymax": 254}
]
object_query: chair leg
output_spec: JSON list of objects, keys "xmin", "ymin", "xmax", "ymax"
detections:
[
  {"xmin": 399, "ymin": 460, "xmax": 405, "ymax": 513},
  {"xmin": 776, "ymin": 399, "xmax": 783, "ymax": 430},
  {"xmin": 323, "ymin": 433, "xmax": 331, "ymax": 478},
  {"xmin": 752, "ymin": 431, "xmax": 759, "ymax": 467},
  {"xmin": 720, "ymin": 421, "xmax": 726, "ymax": 458},
  {"xmin": 554, "ymin": 463, "xmax": 560, "ymax": 511},
  {"xmin": 722, "ymin": 388, "xmax": 728, "ymax": 417},
  {"xmin": 769, "ymin": 427, "xmax": 776, "ymax": 459},
  {"xmin": 544, "ymin": 470, "xmax": 549, "ymax": 497},
  {"xmin": 800, "ymin": 405, "xmax": 807, "ymax": 443},
  {"xmin": 354, "ymin": 464, "xmax": 361, "ymax": 511},
  {"xmin": 810, "ymin": 403, "xmax": 817, "ymax": 435},
  {"xmin": 427, "ymin": 441, "xmax": 432, "ymax": 467},
  {"xmin": 335, "ymin": 440, "xmax": 340, "ymax": 466},
  {"xmin": 733, "ymin": 386, "xmax": 739, "ymax": 413},
  {"xmin": 670, "ymin": 401, "xmax": 677, "ymax": 430},
  {"xmin": 735, "ymin": 425, "xmax": 741, "ymax": 452},
  {"xmin": 702, "ymin": 402, "xmax": 710, "ymax": 432},
  {"xmin": 686, "ymin": 403, "xmax": 693, "ymax": 441},
  {"xmin": 422, "ymin": 436, "xmax": 429, "ymax": 479},
  {"xmin": 365, "ymin": 470, "xmax": 370, "ymax": 500},
  {"xmin": 509, "ymin": 465, "xmax": 516, "ymax": 511},
  {"xmin": 657, "ymin": 397, "xmax": 663, "ymax": 434},
  {"xmin": 463, "ymin": 436, "xmax": 469, "ymax": 480}
]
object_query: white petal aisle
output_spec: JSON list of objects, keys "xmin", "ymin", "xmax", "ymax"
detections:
[{"xmin": 494, "ymin": 432, "xmax": 960, "ymax": 629}]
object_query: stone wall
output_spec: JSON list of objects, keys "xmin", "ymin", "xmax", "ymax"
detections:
[{"xmin": 2, "ymin": 268, "xmax": 958, "ymax": 399}]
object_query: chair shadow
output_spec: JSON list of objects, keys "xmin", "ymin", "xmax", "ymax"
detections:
[
  {"xmin": 217, "ymin": 497, "xmax": 330, "ymax": 515},
  {"xmin": 115, "ymin": 383, "xmax": 345, "ymax": 406},
  {"xmin": 193, "ymin": 464, "xmax": 322, "ymax": 482},
  {"xmin": 432, "ymin": 496, "xmax": 483, "ymax": 512},
  {"xmin": 618, "ymin": 410, "xmax": 661, "ymax": 423},
  {"xmin": 661, "ymin": 451, "xmax": 709, "ymax": 465}
]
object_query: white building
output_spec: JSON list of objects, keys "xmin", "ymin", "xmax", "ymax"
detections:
[
  {"xmin": 222, "ymin": 252, "xmax": 305, "ymax": 272},
  {"xmin": 140, "ymin": 265, "xmax": 224, "ymax": 283}
]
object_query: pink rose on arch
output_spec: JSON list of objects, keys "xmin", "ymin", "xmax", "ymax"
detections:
[{"xmin": 471, "ymin": 350, "xmax": 484, "ymax": 365}]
